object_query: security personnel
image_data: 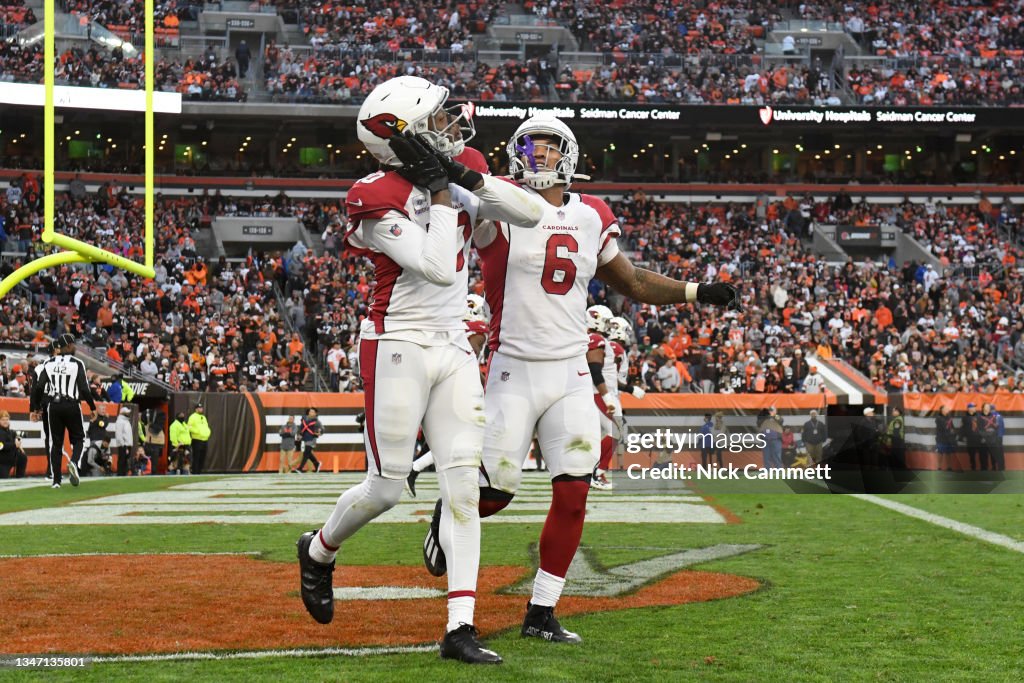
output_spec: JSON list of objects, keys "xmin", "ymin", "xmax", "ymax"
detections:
[
  {"xmin": 187, "ymin": 403, "xmax": 211, "ymax": 474},
  {"xmin": 169, "ymin": 411, "xmax": 192, "ymax": 475},
  {"xmin": 31, "ymin": 340, "xmax": 59, "ymax": 482},
  {"xmin": 30, "ymin": 334, "xmax": 96, "ymax": 488}
]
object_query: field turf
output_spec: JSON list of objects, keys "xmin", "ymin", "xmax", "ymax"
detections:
[{"xmin": 0, "ymin": 474, "xmax": 1020, "ymax": 682}]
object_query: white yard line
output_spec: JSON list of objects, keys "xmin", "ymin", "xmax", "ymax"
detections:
[
  {"xmin": 852, "ymin": 494, "xmax": 1024, "ymax": 554},
  {"xmin": 90, "ymin": 645, "xmax": 435, "ymax": 664}
]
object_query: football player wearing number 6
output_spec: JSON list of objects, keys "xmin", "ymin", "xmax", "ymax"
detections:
[
  {"xmin": 295, "ymin": 76, "xmax": 545, "ymax": 665},
  {"xmin": 421, "ymin": 114, "xmax": 738, "ymax": 644}
]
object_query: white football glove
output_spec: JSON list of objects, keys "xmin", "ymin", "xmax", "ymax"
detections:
[{"xmin": 631, "ymin": 386, "xmax": 646, "ymax": 399}]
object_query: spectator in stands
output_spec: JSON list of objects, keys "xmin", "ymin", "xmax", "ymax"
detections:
[{"xmin": 235, "ymin": 40, "xmax": 251, "ymax": 78}]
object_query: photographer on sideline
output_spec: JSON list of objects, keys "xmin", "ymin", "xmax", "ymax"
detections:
[{"xmin": 0, "ymin": 411, "xmax": 27, "ymax": 478}]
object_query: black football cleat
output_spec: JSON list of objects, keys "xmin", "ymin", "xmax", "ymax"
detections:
[
  {"xmin": 423, "ymin": 498, "xmax": 447, "ymax": 577},
  {"xmin": 296, "ymin": 530, "xmax": 335, "ymax": 624},
  {"xmin": 406, "ymin": 469, "xmax": 419, "ymax": 497},
  {"xmin": 440, "ymin": 624, "xmax": 503, "ymax": 664},
  {"xmin": 521, "ymin": 602, "xmax": 582, "ymax": 643}
]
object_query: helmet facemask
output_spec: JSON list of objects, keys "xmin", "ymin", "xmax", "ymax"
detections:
[
  {"xmin": 508, "ymin": 130, "xmax": 579, "ymax": 190},
  {"xmin": 417, "ymin": 100, "xmax": 476, "ymax": 158}
]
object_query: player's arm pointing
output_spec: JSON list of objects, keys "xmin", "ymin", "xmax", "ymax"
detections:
[{"xmin": 597, "ymin": 252, "xmax": 738, "ymax": 308}]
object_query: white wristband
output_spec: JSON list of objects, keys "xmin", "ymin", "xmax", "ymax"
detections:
[{"xmin": 685, "ymin": 282, "xmax": 700, "ymax": 302}]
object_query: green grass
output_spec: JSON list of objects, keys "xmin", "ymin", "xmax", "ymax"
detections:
[{"xmin": 1, "ymin": 480, "xmax": 1022, "ymax": 682}]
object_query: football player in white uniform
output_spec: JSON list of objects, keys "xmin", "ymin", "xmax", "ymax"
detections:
[
  {"xmin": 407, "ymin": 294, "xmax": 489, "ymax": 497},
  {"xmin": 296, "ymin": 76, "xmax": 545, "ymax": 665},
  {"xmin": 421, "ymin": 114, "xmax": 737, "ymax": 643},
  {"xmin": 585, "ymin": 305, "xmax": 619, "ymax": 490},
  {"xmin": 601, "ymin": 315, "xmax": 644, "ymax": 479}
]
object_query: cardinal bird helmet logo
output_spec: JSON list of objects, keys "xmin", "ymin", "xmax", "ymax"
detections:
[{"xmin": 360, "ymin": 113, "xmax": 408, "ymax": 139}]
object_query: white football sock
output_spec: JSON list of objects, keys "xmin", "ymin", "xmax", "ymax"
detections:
[
  {"xmin": 315, "ymin": 472, "xmax": 404, "ymax": 563},
  {"xmin": 412, "ymin": 450, "xmax": 434, "ymax": 473},
  {"xmin": 438, "ymin": 465, "xmax": 481, "ymax": 632},
  {"xmin": 531, "ymin": 568, "xmax": 566, "ymax": 608}
]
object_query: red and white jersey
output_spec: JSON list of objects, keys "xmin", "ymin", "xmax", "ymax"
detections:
[
  {"xmin": 611, "ymin": 340, "xmax": 627, "ymax": 386},
  {"xmin": 465, "ymin": 319, "xmax": 488, "ymax": 338},
  {"xmin": 454, "ymin": 146, "xmax": 490, "ymax": 174},
  {"xmin": 588, "ymin": 333, "xmax": 619, "ymax": 398},
  {"xmin": 465, "ymin": 319, "xmax": 489, "ymax": 363},
  {"xmin": 345, "ymin": 170, "xmax": 480, "ymax": 338},
  {"xmin": 476, "ymin": 189, "xmax": 621, "ymax": 360}
]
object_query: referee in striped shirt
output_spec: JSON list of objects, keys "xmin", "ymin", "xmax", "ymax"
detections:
[{"xmin": 30, "ymin": 334, "xmax": 96, "ymax": 488}]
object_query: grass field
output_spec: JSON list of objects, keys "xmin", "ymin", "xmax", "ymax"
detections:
[{"xmin": 0, "ymin": 474, "xmax": 1021, "ymax": 682}]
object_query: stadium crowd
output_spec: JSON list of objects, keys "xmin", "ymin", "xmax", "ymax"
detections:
[
  {"xmin": 4, "ymin": 0, "xmax": 1024, "ymax": 107},
  {"xmin": 2, "ymin": 166, "xmax": 1023, "ymax": 399},
  {"xmin": 298, "ymin": 0, "xmax": 496, "ymax": 53}
]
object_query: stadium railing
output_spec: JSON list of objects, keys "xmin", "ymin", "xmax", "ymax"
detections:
[{"xmin": 270, "ymin": 281, "xmax": 328, "ymax": 392}]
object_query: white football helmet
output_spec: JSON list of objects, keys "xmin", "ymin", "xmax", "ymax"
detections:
[
  {"xmin": 357, "ymin": 76, "xmax": 476, "ymax": 166},
  {"xmin": 586, "ymin": 305, "xmax": 613, "ymax": 334},
  {"xmin": 506, "ymin": 114, "xmax": 582, "ymax": 190},
  {"xmin": 607, "ymin": 316, "xmax": 632, "ymax": 345},
  {"xmin": 465, "ymin": 293, "xmax": 487, "ymax": 322}
]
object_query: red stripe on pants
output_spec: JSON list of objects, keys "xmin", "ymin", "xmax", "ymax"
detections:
[{"xmin": 358, "ymin": 339, "xmax": 382, "ymax": 473}]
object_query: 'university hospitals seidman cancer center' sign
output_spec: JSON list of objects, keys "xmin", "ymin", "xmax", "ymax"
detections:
[
  {"xmin": 759, "ymin": 106, "xmax": 979, "ymax": 125},
  {"xmin": 466, "ymin": 103, "xmax": 998, "ymax": 128}
]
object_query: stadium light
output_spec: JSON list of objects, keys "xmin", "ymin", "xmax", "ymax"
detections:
[
  {"xmin": 246, "ymin": 136, "xmax": 252, "ymax": 141},
  {"xmin": 834, "ymin": 144, "xmax": 840, "ymax": 149},
  {"xmin": 772, "ymin": 149, "xmax": 779, "ymax": 154}
]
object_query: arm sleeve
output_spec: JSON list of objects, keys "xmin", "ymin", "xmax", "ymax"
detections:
[
  {"xmin": 473, "ymin": 175, "xmax": 545, "ymax": 227},
  {"xmin": 29, "ymin": 370, "xmax": 47, "ymax": 412},
  {"xmin": 365, "ymin": 207, "xmax": 459, "ymax": 286}
]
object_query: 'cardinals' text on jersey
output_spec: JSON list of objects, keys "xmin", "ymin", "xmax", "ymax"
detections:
[{"xmin": 476, "ymin": 189, "xmax": 620, "ymax": 359}]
